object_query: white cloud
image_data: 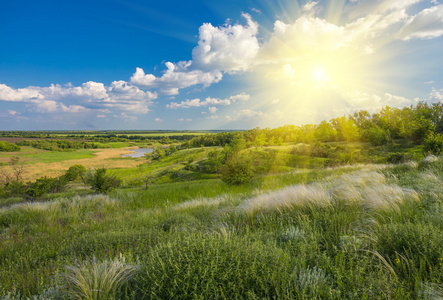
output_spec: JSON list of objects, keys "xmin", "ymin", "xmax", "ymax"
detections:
[
  {"xmin": 0, "ymin": 83, "xmax": 43, "ymax": 101},
  {"xmin": 0, "ymin": 81, "xmax": 156, "ymax": 114},
  {"xmin": 398, "ymin": 5, "xmax": 443, "ymax": 40},
  {"xmin": 237, "ymin": 109, "xmax": 264, "ymax": 119},
  {"xmin": 96, "ymin": 114, "xmax": 106, "ymax": 118},
  {"xmin": 341, "ymin": 90, "xmax": 415, "ymax": 110},
  {"xmin": 155, "ymin": 117, "xmax": 163, "ymax": 122},
  {"xmin": 229, "ymin": 92, "xmax": 250, "ymax": 102},
  {"xmin": 208, "ymin": 106, "xmax": 217, "ymax": 114},
  {"xmin": 177, "ymin": 118, "xmax": 192, "ymax": 122},
  {"xmin": 130, "ymin": 63, "xmax": 222, "ymax": 95},
  {"xmin": 430, "ymin": 87, "xmax": 443, "ymax": 101},
  {"xmin": 250, "ymin": 8, "xmax": 262, "ymax": 14},
  {"xmin": 259, "ymin": 16, "xmax": 351, "ymax": 63},
  {"xmin": 166, "ymin": 93, "xmax": 250, "ymax": 109},
  {"xmin": 302, "ymin": 1, "xmax": 319, "ymax": 13},
  {"xmin": 346, "ymin": 0, "xmax": 423, "ymax": 19},
  {"xmin": 425, "ymin": 80, "xmax": 435, "ymax": 84},
  {"xmin": 115, "ymin": 112, "xmax": 137, "ymax": 122},
  {"xmin": 192, "ymin": 13, "xmax": 259, "ymax": 73}
]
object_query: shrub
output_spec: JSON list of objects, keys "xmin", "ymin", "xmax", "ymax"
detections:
[
  {"xmin": 386, "ymin": 152, "xmax": 407, "ymax": 164},
  {"xmin": 64, "ymin": 164, "xmax": 87, "ymax": 181},
  {"xmin": 0, "ymin": 141, "xmax": 20, "ymax": 152},
  {"xmin": 220, "ymin": 155, "xmax": 254, "ymax": 185},
  {"xmin": 423, "ymin": 132, "xmax": 443, "ymax": 155},
  {"xmin": 83, "ymin": 168, "xmax": 121, "ymax": 194},
  {"xmin": 151, "ymin": 147, "xmax": 165, "ymax": 161},
  {"xmin": 25, "ymin": 176, "xmax": 68, "ymax": 198}
]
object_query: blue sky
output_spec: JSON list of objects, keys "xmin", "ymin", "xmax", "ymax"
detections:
[{"xmin": 1, "ymin": 0, "xmax": 443, "ymax": 130}]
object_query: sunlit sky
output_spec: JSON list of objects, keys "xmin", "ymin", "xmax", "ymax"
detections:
[{"xmin": 1, "ymin": 0, "xmax": 443, "ymax": 130}]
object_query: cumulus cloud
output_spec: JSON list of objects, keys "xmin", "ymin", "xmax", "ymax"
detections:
[
  {"xmin": 192, "ymin": 13, "xmax": 259, "ymax": 73},
  {"xmin": 130, "ymin": 62, "xmax": 222, "ymax": 95},
  {"xmin": 0, "ymin": 81, "xmax": 156, "ymax": 114},
  {"xmin": 166, "ymin": 93, "xmax": 250, "ymax": 109},
  {"xmin": 0, "ymin": 83, "xmax": 43, "ymax": 101},
  {"xmin": 208, "ymin": 106, "xmax": 217, "ymax": 114}
]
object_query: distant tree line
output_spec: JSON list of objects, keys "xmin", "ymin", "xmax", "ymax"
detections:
[
  {"xmin": 184, "ymin": 102, "xmax": 443, "ymax": 148},
  {"xmin": 16, "ymin": 140, "xmax": 102, "ymax": 151}
]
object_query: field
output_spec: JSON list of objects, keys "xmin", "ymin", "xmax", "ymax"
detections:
[
  {"xmin": 1, "ymin": 158, "xmax": 443, "ymax": 299},
  {"xmin": 0, "ymin": 147, "xmax": 144, "ymax": 181},
  {"xmin": 1, "ymin": 119, "xmax": 443, "ymax": 299}
]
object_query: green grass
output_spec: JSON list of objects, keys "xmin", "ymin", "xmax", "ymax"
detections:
[
  {"xmin": 1, "ymin": 155, "xmax": 443, "ymax": 299},
  {"xmin": 19, "ymin": 149, "xmax": 96, "ymax": 164}
]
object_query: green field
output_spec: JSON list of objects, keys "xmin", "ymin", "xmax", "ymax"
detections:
[
  {"xmin": 1, "ymin": 158, "xmax": 443, "ymax": 299},
  {"xmin": 1, "ymin": 103, "xmax": 443, "ymax": 299}
]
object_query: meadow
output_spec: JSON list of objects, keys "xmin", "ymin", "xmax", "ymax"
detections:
[
  {"xmin": 1, "ymin": 104, "xmax": 443, "ymax": 299},
  {"xmin": 1, "ymin": 158, "xmax": 442, "ymax": 299}
]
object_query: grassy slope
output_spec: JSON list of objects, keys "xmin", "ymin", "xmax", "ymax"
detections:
[{"xmin": 1, "ymin": 158, "xmax": 443, "ymax": 299}]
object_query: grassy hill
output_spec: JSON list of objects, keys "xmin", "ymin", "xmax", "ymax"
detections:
[{"xmin": 1, "ymin": 157, "xmax": 442, "ymax": 299}]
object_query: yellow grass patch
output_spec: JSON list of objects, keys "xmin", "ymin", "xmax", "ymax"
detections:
[{"xmin": 1, "ymin": 148, "xmax": 144, "ymax": 181}]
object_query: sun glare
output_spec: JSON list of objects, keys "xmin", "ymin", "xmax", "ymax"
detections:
[{"xmin": 312, "ymin": 67, "xmax": 328, "ymax": 82}]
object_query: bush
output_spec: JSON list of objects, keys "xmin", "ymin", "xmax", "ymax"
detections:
[
  {"xmin": 423, "ymin": 132, "xmax": 443, "ymax": 155},
  {"xmin": 0, "ymin": 141, "xmax": 20, "ymax": 152},
  {"xmin": 83, "ymin": 168, "xmax": 121, "ymax": 194},
  {"xmin": 25, "ymin": 176, "xmax": 68, "ymax": 198},
  {"xmin": 386, "ymin": 152, "xmax": 407, "ymax": 164},
  {"xmin": 220, "ymin": 155, "xmax": 254, "ymax": 185},
  {"xmin": 64, "ymin": 164, "xmax": 87, "ymax": 181}
]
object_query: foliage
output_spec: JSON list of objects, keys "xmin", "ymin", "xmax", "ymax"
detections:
[
  {"xmin": 387, "ymin": 152, "xmax": 408, "ymax": 164},
  {"xmin": 16, "ymin": 140, "xmax": 101, "ymax": 151},
  {"xmin": 423, "ymin": 132, "xmax": 443, "ymax": 155},
  {"xmin": 25, "ymin": 176, "xmax": 68, "ymax": 198},
  {"xmin": 150, "ymin": 147, "xmax": 165, "ymax": 161},
  {"xmin": 220, "ymin": 155, "xmax": 254, "ymax": 185},
  {"xmin": 0, "ymin": 141, "xmax": 20, "ymax": 152},
  {"xmin": 64, "ymin": 164, "xmax": 87, "ymax": 181},
  {"xmin": 83, "ymin": 168, "xmax": 122, "ymax": 194}
]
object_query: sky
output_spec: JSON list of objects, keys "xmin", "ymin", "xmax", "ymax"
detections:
[{"xmin": 1, "ymin": 0, "xmax": 443, "ymax": 130}]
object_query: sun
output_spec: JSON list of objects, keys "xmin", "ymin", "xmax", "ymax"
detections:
[{"xmin": 312, "ymin": 67, "xmax": 329, "ymax": 82}]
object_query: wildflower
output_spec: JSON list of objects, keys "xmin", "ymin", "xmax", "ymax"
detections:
[{"xmin": 395, "ymin": 258, "xmax": 400, "ymax": 264}]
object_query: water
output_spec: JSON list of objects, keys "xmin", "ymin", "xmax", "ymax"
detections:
[{"xmin": 121, "ymin": 148, "xmax": 154, "ymax": 158}]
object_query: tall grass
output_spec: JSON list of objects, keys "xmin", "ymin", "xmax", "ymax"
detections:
[
  {"xmin": 62, "ymin": 254, "xmax": 138, "ymax": 300},
  {"xmin": 239, "ymin": 170, "xmax": 418, "ymax": 216},
  {"xmin": 1, "ymin": 159, "xmax": 443, "ymax": 298}
]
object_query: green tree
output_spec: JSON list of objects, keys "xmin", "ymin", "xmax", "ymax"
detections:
[
  {"xmin": 423, "ymin": 132, "xmax": 443, "ymax": 155},
  {"xmin": 220, "ymin": 155, "xmax": 254, "ymax": 185},
  {"xmin": 151, "ymin": 147, "xmax": 165, "ymax": 161},
  {"xmin": 64, "ymin": 164, "xmax": 87, "ymax": 181},
  {"xmin": 83, "ymin": 168, "xmax": 121, "ymax": 194},
  {"xmin": 0, "ymin": 141, "xmax": 20, "ymax": 152}
]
